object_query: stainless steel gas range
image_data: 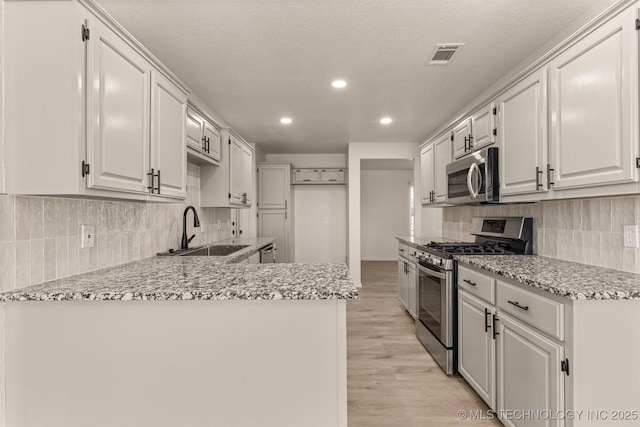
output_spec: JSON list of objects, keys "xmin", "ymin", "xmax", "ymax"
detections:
[{"xmin": 414, "ymin": 217, "xmax": 533, "ymax": 375}]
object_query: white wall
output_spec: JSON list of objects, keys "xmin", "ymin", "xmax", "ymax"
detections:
[
  {"xmin": 360, "ymin": 169, "xmax": 412, "ymax": 261},
  {"xmin": 348, "ymin": 142, "xmax": 420, "ymax": 286},
  {"xmin": 294, "ymin": 186, "xmax": 347, "ymax": 263}
]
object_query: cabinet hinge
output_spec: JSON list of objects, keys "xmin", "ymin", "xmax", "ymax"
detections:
[
  {"xmin": 81, "ymin": 161, "xmax": 90, "ymax": 177},
  {"xmin": 561, "ymin": 358, "xmax": 570, "ymax": 376},
  {"xmin": 636, "ymin": 18, "xmax": 640, "ymax": 30},
  {"xmin": 492, "ymin": 128, "xmax": 497, "ymax": 136},
  {"xmin": 228, "ymin": 192, "xmax": 231, "ymax": 199},
  {"xmin": 450, "ymin": 134, "xmax": 454, "ymax": 141},
  {"xmin": 636, "ymin": 157, "xmax": 640, "ymax": 168},
  {"xmin": 492, "ymin": 107, "xmax": 497, "ymax": 115},
  {"xmin": 81, "ymin": 24, "xmax": 90, "ymax": 42},
  {"xmin": 228, "ymin": 138, "xmax": 231, "ymax": 145}
]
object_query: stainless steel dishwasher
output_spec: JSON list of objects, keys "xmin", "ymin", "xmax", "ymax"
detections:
[{"xmin": 259, "ymin": 243, "xmax": 276, "ymax": 263}]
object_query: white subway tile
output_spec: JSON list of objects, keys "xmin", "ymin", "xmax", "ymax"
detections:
[
  {"xmin": 0, "ymin": 196, "xmax": 15, "ymax": 243},
  {"xmin": 0, "ymin": 242, "xmax": 16, "ymax": 291},
  {"xmin": 15, "ymin": 240, "xmax": 31, "ymax": 289}
]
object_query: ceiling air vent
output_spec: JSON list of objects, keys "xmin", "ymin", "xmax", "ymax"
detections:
[{"xmin": 429, "ymin": 43, "xmax": 464, "ymax": 65}]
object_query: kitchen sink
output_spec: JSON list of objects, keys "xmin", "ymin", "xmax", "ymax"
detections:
[{"xmin": 181, "ymin": 245, "xmax": 249, "ymax": 256}]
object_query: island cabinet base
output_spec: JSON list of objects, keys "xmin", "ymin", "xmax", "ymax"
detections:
[{"xmin": 3, "ymin": 300, "xmax": 347, "ymax": 427}]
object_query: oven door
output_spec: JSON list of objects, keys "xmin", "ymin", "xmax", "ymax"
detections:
[{"xmin": 417, "ymin": 263, "xmax": 453, "ymax": 348}]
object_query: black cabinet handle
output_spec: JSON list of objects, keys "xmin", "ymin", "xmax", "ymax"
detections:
[
  {"xmin": 536, "ymin": 166, "xmax": 543, "ymax": 190},
  {"xmin": 492, "ymin": 314, "xmax": 499, "ymax": 339},
  {"xmin": 468, "ymin": 134, "xmax": 474, "ymax": 149},
  {"xmin": 484, "ymin": 308, "xmax": 491, "ymax": 333},
  {"xmin": 155, "ymin": 169, "xmax": 161, "ymax": 194},
  {"xmin": 508, "ymin": 300, "xmax": 529, "ymax": 311},
  {"xmin": 463, "ymin": 279, "xmax": 477, "ymax": 287},
  {"xmin": 147, "ymin": 168, "xmax": 155, "ymax": 192},
  {"xmin": 547, "ymin": 164, "xmax": 555, "ymax": 188},
  {"xmin": 464, "ymin": 136, "xmax": 469, "ymax": 152}
]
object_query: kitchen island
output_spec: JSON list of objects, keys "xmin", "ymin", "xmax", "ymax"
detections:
[{"xmin": 0, "ymin": 246, "xmax": 356, "ymax": 427}]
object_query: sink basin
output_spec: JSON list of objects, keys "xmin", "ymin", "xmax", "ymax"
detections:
[{"xmin": 181, "ymin": 245, "xmax": 249, "ymax": 257}]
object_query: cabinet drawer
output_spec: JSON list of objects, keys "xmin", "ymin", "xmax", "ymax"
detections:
[
  {"xmin": 458, "ymin": 265, "xmax": 495, "ymax": 304},
  {"xmin": 319, "ymin": 169, "xmax": 344, "ymax": 182},
  {"xmin": 496, "ymin": 280, "xmax": 564, "ymax": 341},
  {"xmin": 293, "ymin": 169, "xmax": 319, "ymax": 183},
  {"xmin": 398, "ymin": 242, "xmax": 410, "ymax": 258}
]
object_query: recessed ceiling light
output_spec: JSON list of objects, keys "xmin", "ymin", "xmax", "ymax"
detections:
[
  {"xmin": 280, "ymin": 117, "xmax": 292, "ymax": 124},
  {"xmin": 332, "ymin": 79, "xmax": 347, "ymax": 89},
  {"xmin": 380, "ymin": 117, "xmax": 392, "ymax": 125}
]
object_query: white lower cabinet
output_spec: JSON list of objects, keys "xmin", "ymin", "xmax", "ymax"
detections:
[
  {"xmin": 398, "ymin": 259, "xmax": 409, "ymax": 310},
  {"xmin": 397, "ymin": 242, "xmax": 417, "ymax": 318},
  {"xmin": 257, "ymin": 210, "xmax": 289, "ymax": 263},
  {"xmin": 458, "ymin": 263, "xmax": 640, "ymax": 427},
  {"xmin": 458, "ymin": 290, "xmax": 495, "ymax": 409},
  {"xmin": 496, "ymin": 312, "xmax": 564, "ymax": 427}
]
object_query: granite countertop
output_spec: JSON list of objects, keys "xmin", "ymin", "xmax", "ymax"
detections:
[
  {"xmin": 0, "ymin": 237, "xmax": 357, "ymax": 302},
  {"xmin": 456, "ymin": 255, "xmax": 640, "ymax": 301},
  {"xmin": 396, "ymin": 236, "xmax": 455, "ymax": 249}
]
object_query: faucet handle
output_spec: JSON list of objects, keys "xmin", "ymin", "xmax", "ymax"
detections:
[{"xmin": 187, "ymin": 234, "xmax": 196, "ymax": 244}]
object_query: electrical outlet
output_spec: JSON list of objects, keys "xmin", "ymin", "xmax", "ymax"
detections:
[
  {"xmin": 623, "ymin": 225, "xmax": 639, "ymax": 248},
  {"xmin": 81, "ymin": 225, "xmax": 95, "ymax": 248}
]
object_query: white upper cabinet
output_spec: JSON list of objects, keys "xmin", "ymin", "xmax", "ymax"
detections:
[
  {"xmin": 203, "ymin": 122, "xmax": 222, "ymax": 163},
  {"xmin": 185, "ymin": 108, "xmax": 204, "ymax": 152},
  {"xmin": 497, "ymin": 68, "xmax": 548, "ymax": 198},
  {"xmin": 258, "ymin": 164, "xmax": 290, "ymax": 209},
  {"xmin": 434, "ymin": 132, "xmax": 452, "ymax": 203},
  {"xmin": 150, "ymin": 71, "xmax": 187, "ymax": 199},
  {"xmin": 453, "ymin": 103, "xmax": 496, "ymax": 160},
  {"xmin": 185, "ymin": 107, "xmax": 221, "ymax": 166},
  {"xmin": 452, "ymin": 118, "xmax": 472, "ymax": 159},
  {"xmin": 548, "ymin": 6, "xmax": 638, "ymax": 191},
  {"xmin": 3, "ymin": 0, "xmax": 189, "ymax": 200},
  {"xmin": 420, "ymin": 142, "xmax": 435, "ymax": 204},
  {"xmin": 201, "ymin": 129, "xmax": 254, "ymax": 208},
  {"xmin": 86, "ymin": 15, "xmax": 152, "ymax": 195}
]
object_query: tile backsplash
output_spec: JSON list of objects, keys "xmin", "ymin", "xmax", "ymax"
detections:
[
  {"xmin": 0, "ymin": 164, "xmax": 233, "ymax": 292},
  {"xmin": 442, "ymin": 195, "xmax": 640, "ymax": 274}
]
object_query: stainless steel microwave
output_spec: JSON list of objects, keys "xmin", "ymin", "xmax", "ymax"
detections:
[{"xmin": 445, "ymin": 147, "xmax": 499, "ymax": 204}]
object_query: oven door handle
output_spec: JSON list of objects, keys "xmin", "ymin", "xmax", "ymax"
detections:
[
  {"xmin": 417, "ymin": 264, "xmax": 447, "ymax": 280},
  {"xmin": 466, "ymin": 162, "xmax": 482, "ymax": 199}
]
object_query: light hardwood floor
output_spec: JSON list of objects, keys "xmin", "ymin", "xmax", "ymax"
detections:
[{"xmin": 347, "ymin": 261, "xmax": 500, "ymax": 427}]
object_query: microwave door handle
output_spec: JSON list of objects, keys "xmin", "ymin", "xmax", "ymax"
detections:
[{"xmin": 467, "ymin": 163, "xmax": 479, "ymax": 198}]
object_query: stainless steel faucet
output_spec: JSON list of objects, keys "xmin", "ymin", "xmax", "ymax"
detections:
[{"xmin": 181, "ymin": 206, "xmax": 201, "ymax": 250}]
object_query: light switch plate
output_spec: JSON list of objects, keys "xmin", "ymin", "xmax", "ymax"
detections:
[
  {"xmin": 623, "ymin": 225, "xmax": 639, "ymax": 248},
  {"xmin": 81, "ymin": 225, "xmax": 95, "ymax": 248}
]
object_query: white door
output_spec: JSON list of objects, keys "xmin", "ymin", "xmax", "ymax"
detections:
[
  {"xmin": 471, "ymin": 103, "xmax": 496, "ymax": 151},
  {"xmin": 497, "ymin": 68, "xmax": 548, "ymax": 197},
  {"xmin": 496, "ymin": 312, "xmax": 564, "ymax": 427},
  {"xmin": 420, "ymin": 143, "xmax": 434, "ymax": 204},
  {"xmin": 258, "ymin": 165, "xmax": 288, "ymax": 209},
  {"xmin": 86, "ymin": 16, "xmax": 151, "ymax": 194},
  {"xmin": 229, "ymin": 137, "xmax": 244, "ymax": 205},
  {"xmin": 433, "ymin": 133, "xmax": 452, "ymax": 203},
  {"xmin": 452, "ymin": 117, "xmax": 472, "ymax": 159},
  {"xmin": 397, "ymin": 259, "xmax": 408, "ymax": 309},
  {"xmin": 242, "ymin": 146, "xmax": 253, "ymax": 205},
  {"xmin": 258, "ymin": 210, "xmax": 288, "ymax": 263},
  {"xmin": 549, "ymin": 7, "xmax": 638, "ymax": 190},
  {"xmin": 150, "ymin": 71, "xmax": 186, "ymax": 199},
  {"xmin": 458, "ymin": 291, "xmax": 495, "ymax": 409},
  {"xmin": 202, "ymin": 122, "xmax": 221, "ymax": 162}
]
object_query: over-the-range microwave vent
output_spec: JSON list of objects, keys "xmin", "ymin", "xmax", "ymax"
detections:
[{"xmin": 429, "ymin": 43, "xmax": 464, "ymax": 65}]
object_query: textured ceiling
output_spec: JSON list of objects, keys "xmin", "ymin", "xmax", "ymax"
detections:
[{"xmin": 97, "ymin": 0, "xmax": 618, "ymax": 154}]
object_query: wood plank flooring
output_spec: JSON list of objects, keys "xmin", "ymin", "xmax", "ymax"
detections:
[{"xmin": 347, "ymin": 261, "xmax": 500, "ymax": 426}]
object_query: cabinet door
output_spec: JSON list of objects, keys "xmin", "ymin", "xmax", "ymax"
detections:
[
  {"xmin": 433, "ymin": 133, "xmax": 452, "ymax": 203},
  {"xmin": 452, "ymin": 117, "xmax": 472, "ymax": 159},
  {"xmin": 319, "ymin": 169, "xmax": 345, "ymax": 183},
  {"xmin": 420, "ymin": 144, "xmax": 434, "ymax": 204},
  {"xmin": 203, "ymin": 122, "xmax": 221, "ymax": 162},
  {"xmin": 185, "ymin": 108, "xmax": 204, "ymax": 152},
  {"xmin": 496, "ymin": 312, "xmax": 564, "ymax": 427},
  {"xmin": 458, "ymin": 291, "xmax": 495, "ymax": 409},
  {"xmin": 407, "ymin": 262, "xmax": 417, "ymax": 318},
  {"xmin": 397, "ymin": 259, "xmax": 409, "ymax": 309},
  {"xmin": 86, "ymin": 16, "xmax": 151, "ymax": 194},
  {"xmin": 150, "ymin": 71, "xmax": 186, "ymax": 199},
  {"xmin": 258, "ymin": 210, "xmax": 288, "ymax": 263},
  {"xmin": 242, "ymin": 146, "xmax": 253, "ymax": 205},
  {"xmin": 229, "ymin": 137, "xmax": 244, "ymax": 204},
  {"xmin": 258, "ymin": 165, "xmax": 289, "ymax": 209},
  {"xmin": 471, "ymin": 103, "xmax": 496, "ymax": 151},
  {"xmin": 549, "ymin": 7, "xmax": 638, "ymax": 190},
  {"xmin": 293, "ymin": 169, "xmax": 319, "ymax": 183},
  {"xmin": 497, "ymin": 68, "xmax": 548, "ymax": 197}
]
